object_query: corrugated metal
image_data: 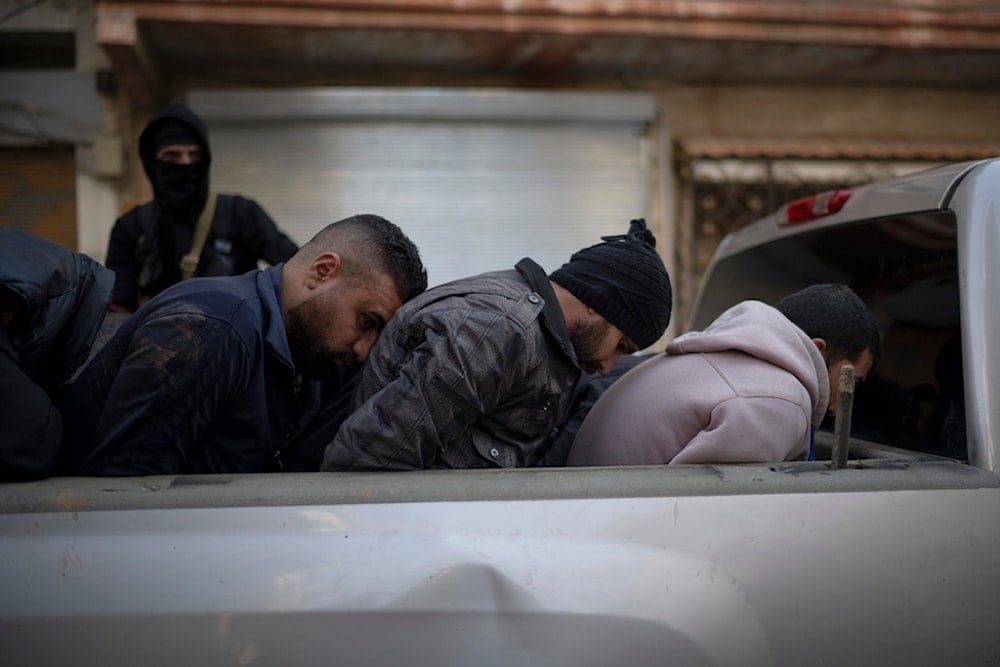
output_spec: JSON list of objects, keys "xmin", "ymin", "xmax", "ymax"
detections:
[
  {"xmin": 190, "ymin": 87, "xmax": 657, "ymax": 123},
  {"xmin": 205, "ymin": 116, "xmax": 648, "ymax": 287}
]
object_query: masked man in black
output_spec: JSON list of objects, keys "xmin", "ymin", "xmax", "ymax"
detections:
[{"xmin": 105, "ymin": 104, "xmax": 298, "ymax": 312}]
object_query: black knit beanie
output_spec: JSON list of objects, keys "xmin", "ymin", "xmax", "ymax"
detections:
[{"xmin": 550, "ymin": 219, "xmax": 672, "ymax": 349}]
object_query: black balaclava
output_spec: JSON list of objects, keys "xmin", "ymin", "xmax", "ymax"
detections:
[{"xmin": 138, "ymin": 104, "xmax": 212, "ymax": 220}]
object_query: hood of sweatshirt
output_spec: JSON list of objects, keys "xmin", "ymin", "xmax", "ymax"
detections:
[{"xmin": 666, "ymin": 300, "xmax": 830, "ymax": 426}]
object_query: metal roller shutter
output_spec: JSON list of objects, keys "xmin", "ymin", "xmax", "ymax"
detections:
[{"xmin": 194, "ymin": 89, "xmax": 654, "ymax": 287}]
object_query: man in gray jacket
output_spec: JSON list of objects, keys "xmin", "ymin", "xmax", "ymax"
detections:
[{"xmin": 322, "ymin": 218, "xmax": 673, "ymax": 471}]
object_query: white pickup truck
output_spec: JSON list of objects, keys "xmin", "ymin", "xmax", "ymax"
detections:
[{"xmin": 3, "ymin": 160, "xmax": 1000, "ymax": 666}]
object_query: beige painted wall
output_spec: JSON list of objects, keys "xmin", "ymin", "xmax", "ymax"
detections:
[{"xmin": 658, "ymin": 84, "xmax": 1000, "ymax": 148}]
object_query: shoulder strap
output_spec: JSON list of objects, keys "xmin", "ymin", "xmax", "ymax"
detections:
[{"xmin": 179, "ymin": 192, "xmax": 218, "ymax": 280}]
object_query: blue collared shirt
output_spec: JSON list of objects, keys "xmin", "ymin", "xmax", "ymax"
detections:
[{"xmin": 60, "ymin": 266, "xmax": 353, "ymax": 475}]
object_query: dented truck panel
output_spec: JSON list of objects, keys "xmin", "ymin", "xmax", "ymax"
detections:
[{"xmin": 2, "ymin": 467, "xmax": 1000, "ymax": 666}]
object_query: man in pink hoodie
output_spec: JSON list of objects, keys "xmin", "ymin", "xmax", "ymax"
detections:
[{"xmin": 566, "ymin": 284, "xmax": 880, "ymax": 466}]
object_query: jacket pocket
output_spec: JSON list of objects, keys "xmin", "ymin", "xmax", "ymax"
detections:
[{"xmin": 469, "ymin": 431, "xmax": 517, "ymax": 469}]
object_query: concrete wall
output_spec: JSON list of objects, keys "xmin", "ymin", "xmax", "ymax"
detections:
[{"xmin": 658, "ymin": 84, "xmax": 1000, "ymax": 149}]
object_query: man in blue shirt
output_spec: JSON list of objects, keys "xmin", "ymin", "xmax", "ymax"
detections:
[{"xmin": 60, "ymin": 213, "xmax": 426, "ymax": 476}]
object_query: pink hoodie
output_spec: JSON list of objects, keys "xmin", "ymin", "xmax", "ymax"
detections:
[{"xmin": 566, "ymin": 300, "xmax": 830, "ymax": 466}]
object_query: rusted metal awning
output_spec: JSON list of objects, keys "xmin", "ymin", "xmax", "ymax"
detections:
[{"xmin": 95, "ymin": 0, "xmax": 1000, "ymax": 108}]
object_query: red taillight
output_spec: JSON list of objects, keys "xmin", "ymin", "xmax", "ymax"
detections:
[{"xmin": 778, "ymin": 188, "xmax": 852, "ymax": 226}]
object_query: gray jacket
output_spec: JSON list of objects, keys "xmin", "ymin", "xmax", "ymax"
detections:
[{"xmin": 323, "ymin": 258, "xmax": 581, "ymax": 470}]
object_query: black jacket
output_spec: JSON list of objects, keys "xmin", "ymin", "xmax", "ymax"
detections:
[
  {"xmin": 0, "ymin": 228, "xmax": 113, "ymax": 480},
  {"xmin": 106, "ymin": 194, "xmax": 298, "ymax": 311}
]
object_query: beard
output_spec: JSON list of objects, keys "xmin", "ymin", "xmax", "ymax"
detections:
[
  {"xmin": 285, "ymin": 296, "xmax": 357, "ymax": 381},
  {"xmin": 569, "ymin": 318, "xmax": 612, "ymax": 374}
]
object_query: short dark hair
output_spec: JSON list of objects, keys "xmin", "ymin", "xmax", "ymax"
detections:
[
  {"xmin": 775, "ymin": 283, "xmax": 880, "ymax": 368},
  {"xmin": 301, "ymin": 214, "xmax": 428, "ymax": 302}
]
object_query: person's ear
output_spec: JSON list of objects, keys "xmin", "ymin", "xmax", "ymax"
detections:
[
  {"xmin": 812, "ymin": 337, "xmax": 828, "ymax": 358},
  {"xmin": 304, "ymin": 252, "xmax": 342, "ymax": 289}
]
